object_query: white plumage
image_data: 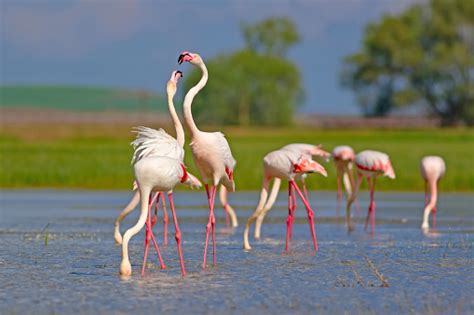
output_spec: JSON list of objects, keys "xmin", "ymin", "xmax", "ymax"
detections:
[
  {"xmin": 212, "ymin": 131, "xmax": 237, "ymax": 170},
  {"xmin": 131, "ymin": 126, "xmax": 184, "ymax": 164}
]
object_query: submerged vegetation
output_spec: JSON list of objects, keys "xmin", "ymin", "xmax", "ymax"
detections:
[{"xmin": 0, "ymin": 124, "xmax": 472, "ymax": 191}]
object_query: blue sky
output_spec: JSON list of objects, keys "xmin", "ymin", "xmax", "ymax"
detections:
[{"xmin": 1, "ymin": 0, "xmax": 418, "ymax": 114}]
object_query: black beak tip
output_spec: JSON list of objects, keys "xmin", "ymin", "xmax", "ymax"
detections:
[
  {"xmin": 178, "ymin": 54, "xmax": 184, "ymax": 65},
  {"xmin": 176, "ymin": 70, "xmax": 183, "ymax": 77}
]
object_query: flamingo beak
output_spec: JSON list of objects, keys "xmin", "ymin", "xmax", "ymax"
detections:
[
  {"xmin": 175, "ymin": 70, "xmax": 183, "ymax": 82},
  {"xmin": 178, "ymin": 54, "xmax": 184, "ymax": 65}
]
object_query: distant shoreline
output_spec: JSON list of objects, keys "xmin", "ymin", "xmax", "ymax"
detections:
[{"xmin": 1, "ymin": 108, "xmax": 442, "ymax": 128}]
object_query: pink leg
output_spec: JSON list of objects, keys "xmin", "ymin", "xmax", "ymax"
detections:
[
  {"xmin": 149, "ymin": 227, "xmax": 166, "ymax": 269},
  {"xmin": 167, "ymin": 192, "xmax": 186, "ymax": 276},
  {"xmin": 211, "ymin": 186, "xmax": 217, "ymax": 266},
  {"xmin": 202, "ymin": 185, "xmax": 217, "ymax": 268},
  {"xmin": 161, "ymin": 193, "xmax": 168, "ymax": 246},
  {"xmin": 151, "ymin": 192, "xmax": 160, "ymax": 227},
  {"xmin": 285, "ymin": 182, "xmax": 294, "ymax": 252},
  {"xmin": 336, "ymin": 172, "xmax": 342, "ymax": 217},
  {"xmin": 364, "ymin": 177, "xmax": 376, "ymax": 237},
  {"xmin": 142, "ymin": 195, "xmax": 165, "ymax": 275},
  {"xmin": 289, "ymin": 185, "xmax": 297, "ymax": 241},
  {"xmin": 432, "ymin": 206, "xmax": 437, "ymax": 228},
  {"xmin": 291, "ymin": 180, "xmax": 318, "ymax": 252}
]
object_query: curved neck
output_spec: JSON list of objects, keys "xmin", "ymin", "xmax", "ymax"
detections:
[
  {"xmin": 183, "ymin": 61, "xmax": 208, "ymax": 137},
  {"xmin": 167, "ymin": 93, "xmax": 185, "ymax": 147}
]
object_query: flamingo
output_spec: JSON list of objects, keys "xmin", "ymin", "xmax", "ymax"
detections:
[
  {"xmin": 178, "ymin": 51, "xmax": 236, "ymax": 268},
  {"xmin": 345, "ymin": 150, "xmax": 395, "ymax": 235},
  {"xmin": 332, "ymin": 145, "xmax": 357, "ymax": 214},
  {"xmin": 420, "ymin": 156, "xmax": 446, "ymax": 230},
  {"xmin": 243, "ymin": 148, "xmax": 327, "ymax": 251},
  {"xmin": 252, "ymin": 143, "xmax": 330, "ymax": 240},
  {"xmin": 119, "ymin": 151, "xmax": 196, "ymax": 277},
  {"xmin": 117, "ymin": 71, "xmax": 200, "ymax": 277},
  {"xmin": 114, "ymin": 71, "xmax": 201, "ymax": 249}
]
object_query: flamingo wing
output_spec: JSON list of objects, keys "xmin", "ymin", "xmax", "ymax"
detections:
[
  {"xmin": 131, "ymin": 126, "xmax": 184, "ymax": 164},
  {"xmin": 212, "ymin": 131, "xmax": 236, "ymax": 171}
]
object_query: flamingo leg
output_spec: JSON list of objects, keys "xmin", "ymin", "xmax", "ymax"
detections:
[
  {"xmin": 364, "ymin": 177, "xmax": 376, "ymax": 236},
  {"xmin": 151, "ymin": 192, "xmax": 160, "ymax": 228},
  {"xmin": 167, "ymin": 192, "xmax": 186, "ymax": 276},
  {"xmin": 346, "ymin": 173, "xmax": 362, "ymax": 232},
  {"xmin": 141, "ymin": 193, "xmax": 165, "ymax": 275},
  {"xmin": 285, "ymin": 181, "xmax": 294, "ymax": 252},
  {"xmin": 364, "ymin": 178, "xmax": 371, "ymax": 231},
  {"xmin": 289, "ymin": 183, "xmax": 297, "ymax": 241},
  {"xmin": 336, "ymin": 169, "xmax": 343, "ymax": 215},
  {"xmin": 424, "ymin": 181, "xmax": 429, "ymax": 207},
  {"xmin": 202, "ymin": 184, "xmax": 217, "ymax": 268},
  {"xmin": 161, "ymin": 193, "xmax": 168, "ymax": 246},
  {"xmin": 211, "ymin": 185, "xmax": 217, "ymax": 266},
  {"xmin": 291, "ymin": 180, "xmax": 318, "ymax": 252}
]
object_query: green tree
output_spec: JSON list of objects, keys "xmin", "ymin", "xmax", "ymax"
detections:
[
  {"xmin": 241, "ymin": 17, "xmax": 300, "ymax": 57},
  {"xmin": 183, "ymin": 17, "xmax": 303, "ymax": 126},
  {"xmin": 341, "ymin": 0, "xmax": 474, "ymax": 125}
]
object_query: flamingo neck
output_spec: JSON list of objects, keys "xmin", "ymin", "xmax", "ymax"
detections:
[
  {"xmin": 183, "ymin": 61, "xmax": 208, "ymax": 138},
  {"xmin": 167, "ymin": 93, "xmax": 185, "ymax": 147}
]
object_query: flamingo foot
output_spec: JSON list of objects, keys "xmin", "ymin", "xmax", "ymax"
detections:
[
  {"xmin": 114, "ymin": 232, "xmax": 123, "ymax": 245},
  {"xmin": 120, "ymin": 259, "xmax": 132, "ymax": 276}
]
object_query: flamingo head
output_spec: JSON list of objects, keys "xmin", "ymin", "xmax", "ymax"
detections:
[
  {"xmin": 166, "ymin": 70, "xmax": 183, "ymax": 96},
  {"xmin": 384, "ymin": 161, "xmax": 396, "ymax": 179},
  {"xmin": 178, "ymin": 51, "xmax": 202, "ymax": 65},
  {"xmin": 293, "ymin": 158, "xmax": 327, "ymax": 177}
]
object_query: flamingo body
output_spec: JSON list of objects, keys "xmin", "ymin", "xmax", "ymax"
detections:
[
  {"xmin": 190, "ymin": 132, "xmax": 236, "ymax": 192},
  {"xmin": 332, "ymin": 145, "xmax": 356, "ymax": 207},
  {"xmin": 179, "ymin": 51, "xmax": 236, "ymax": 267},
  {"xmin": 243, "ymin": 148, "xmax": 327, "ymax": 251},
  {"xmin": 346, "ymin": 150, "xmax": 395, "ymax": 234},
  {"xmin": 252, "ymin": 143, "xmax": 329, "ymax": 239},
  {"xmin": 117, "ymin": 71, "xmax": 196, "ymax": 277},
  {"xmin": 355, "ymin": 150, "xmax": 395, "ymax": 179}
]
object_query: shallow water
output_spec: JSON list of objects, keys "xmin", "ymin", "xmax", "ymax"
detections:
[{"xmin": 1, "ymin": 190, "xmax": 473, "ymax": 314}]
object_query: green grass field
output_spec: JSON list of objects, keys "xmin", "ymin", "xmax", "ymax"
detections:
[
  {"xmin": 1, "ymin": 125, "xmax": 473, "ymax": 191},
  {"xmin": 0, "ymin": 85, "xmax": 165, "ymax": 112}
]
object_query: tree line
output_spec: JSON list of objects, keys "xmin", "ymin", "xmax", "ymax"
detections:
[{"xmin": 184, "ymin": 0, "xmax": 472, "ymax": 126}]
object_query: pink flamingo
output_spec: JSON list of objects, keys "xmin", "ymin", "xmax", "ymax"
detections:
[
  {"xmin": 178, "ymin": 52, "xmax": 236, "ymax": 268},
  {"xmin": 117, "ymin": 71, "xmax": 200, "ymax": 277},
  {"xmin": 252, "ymin": 143, "xmax": 330, "ymax": 241},
  {"xmin": 346, "ymin": 150, "xmax": 395, "ymax": 235},
  {"xmin": 120, "ymin": 151, "xmax": 197, "ymax": 277},
  {"xmin": 332, "ymin": 146, "xmax": 356, "ymax": 205},
  {"xmin": 420, "ymin": 156, "xmax": 446, "ymax": 230},
  {"xmin": 243, "ymin": 148, "xmax": 327, "ymax": 251},
  {"xmin": 114, "ymin": 71, "xmax": 201, "ymax": 250}
]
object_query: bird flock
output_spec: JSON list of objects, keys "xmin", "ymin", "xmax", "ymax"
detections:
[{"xmin": 114, "ymin": 52, "xmax": 446, "ymax": 277}]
